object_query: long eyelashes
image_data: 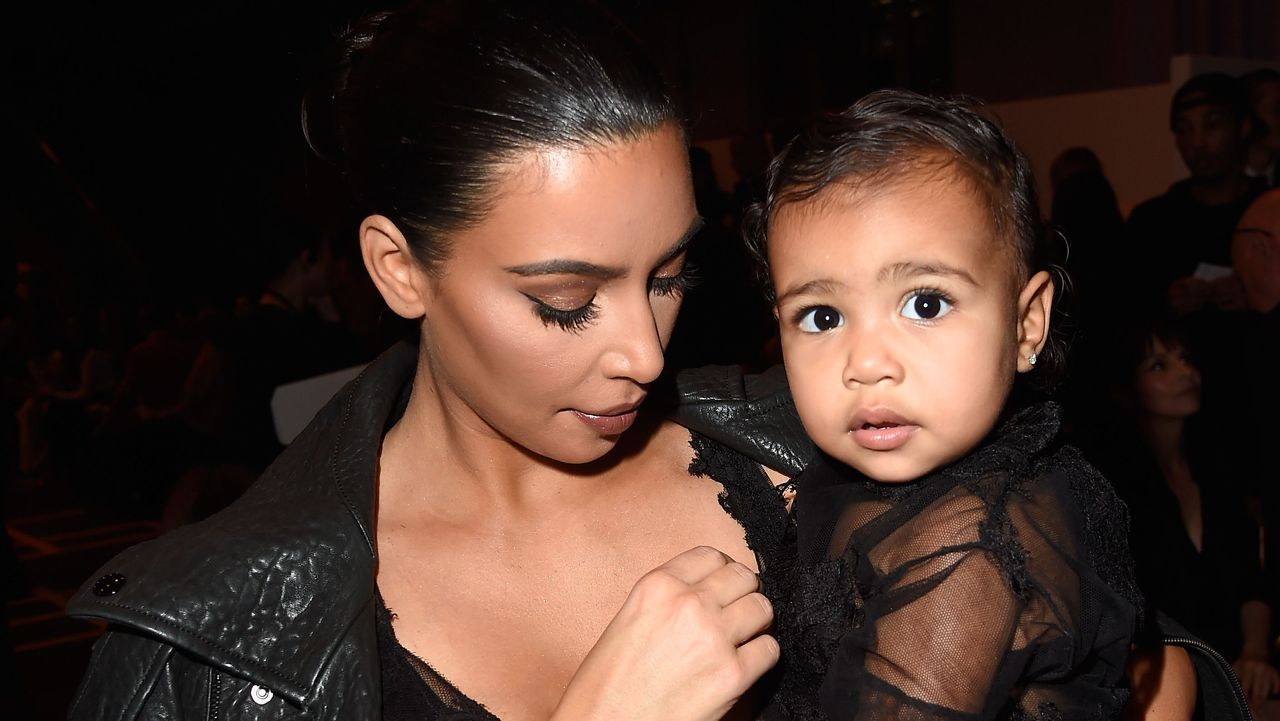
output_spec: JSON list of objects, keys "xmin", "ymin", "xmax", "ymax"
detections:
[
  {"xmin": 526, "ymin": 294, "xmax": 600, "ymax": 333},
  {"xmin": 900, "ymin": 286, "xmax": 955, "ymax": 322},
  {"xmin": 651, "ymin": 262, "xmax": 699, "ymax": 298},
  {"xmin": 525, "ymin": 263, "xmax": 699, "ymax": 334}
]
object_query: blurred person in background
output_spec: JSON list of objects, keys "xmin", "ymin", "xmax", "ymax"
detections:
[
  {"xmin": 1242, "ymin": 68, "xmax": 1280, "ymax": 189},
  {"xmin": 1085, "ymin": 314, "xmax": 1278, "ymax": 713}
]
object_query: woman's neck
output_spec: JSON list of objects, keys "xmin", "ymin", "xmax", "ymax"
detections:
[
  {"xmin": 1139, "ymin": 415, "xmax": 1189, "ymax": 478},
  {"xmin": 377, "ymin": 353, "xmax": 643, "ymax": 524}
]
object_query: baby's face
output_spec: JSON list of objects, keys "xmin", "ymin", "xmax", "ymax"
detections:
[{"xmin": 769, "ymin": 173, "xmax": 1027, "ymax": 483}]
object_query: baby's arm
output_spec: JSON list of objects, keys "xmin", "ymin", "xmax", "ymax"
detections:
[
  {"xmin": 818, "ymin": 475, "xmax": 1103, "ymax": 721},
  {"xmin": 821, "ymin": 525, "xmax": 1026, "ymax": 720}
]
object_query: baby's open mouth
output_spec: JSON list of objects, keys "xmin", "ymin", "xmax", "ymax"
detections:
[{"xmin": 850, "ymin": 410, "xmax": 918, "ymax": 451}]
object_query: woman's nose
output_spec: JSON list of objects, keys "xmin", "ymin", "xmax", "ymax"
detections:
[{"xmin": 604, "ymin": 298, "xmax": 665, "ymax": 385}]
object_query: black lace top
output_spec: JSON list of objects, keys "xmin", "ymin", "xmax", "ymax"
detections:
[
  {"xmin": 376, "ymin": 431, "xmax": 794, "ymax": 720},
  {"xmin": 768, "ymin": 403, "xmax": 1141, "ymax": 721}
]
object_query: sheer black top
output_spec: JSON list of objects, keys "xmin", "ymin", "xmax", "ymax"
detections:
[
  {"xmin": 770, "ymin": 403, "xmax": 1141, "ymax": 721},
  {"xmin": 376, "ymin": 431, "xmax": 795, "ymax": 720}
]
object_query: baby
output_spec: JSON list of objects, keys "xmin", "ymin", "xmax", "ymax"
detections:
[{"xmin": 747, "ymin": 91, "xmax": 1142, "ymax": 720}]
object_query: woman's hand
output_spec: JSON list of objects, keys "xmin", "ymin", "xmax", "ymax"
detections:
[
  {"xmin": 1239, "ymin": 600, "xmax": 1280, "ymax": 710},
  {"xmin": 1234, "ymin": 655, "xmax": 1280, "ymax": 709},
  {"xmin": 551, "ymin": 545, "xmax": 779, "ymax": 721}
]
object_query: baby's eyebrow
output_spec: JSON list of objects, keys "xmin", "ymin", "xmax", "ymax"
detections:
[
  {"xmin": 879, "ymin": 261, "xmax": 979, "ymax": 286},
  {"xmin": 775, "ymin": 278, "xmax": 843, "ymax": 305}
]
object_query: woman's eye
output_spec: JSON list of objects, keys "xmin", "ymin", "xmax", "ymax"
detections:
[
  {"xmin": 650, "ymin": 262, "xmax": 698, "ymax": 298},
  {"xmin": 523, "ymin": 294, "xmax": 599, "ymax": 333},
  {"xmin": 797, "ymin": 306, "xmax": 844, "ymax": 333},
  {"xmin": 900, "ymin": 291, "xmax": 953, "ymax": 321}
]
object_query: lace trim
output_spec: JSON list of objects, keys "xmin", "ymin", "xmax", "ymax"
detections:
[{"xmin": 688, "ymin": 431, "xmax": 792, "ymax": 570}]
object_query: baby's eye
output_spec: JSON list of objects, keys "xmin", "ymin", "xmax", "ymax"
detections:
[
  {"xmin": 900, "ymin": 291, "xmax": 953, "ymax": 321},
  {"xmin": 797, "ymin": 306, "xmax": 844, "ymax": 333}
]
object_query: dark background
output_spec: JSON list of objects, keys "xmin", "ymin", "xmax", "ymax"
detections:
[
  {"xmin": 3, "ymin": 2, "xmax": 1280, "ymax": 718},
  {"xmin": 6, "ymin": 0, "xmax": 1276, "ymax": 316}
]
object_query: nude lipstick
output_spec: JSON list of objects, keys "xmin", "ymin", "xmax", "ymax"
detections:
[{"xmin": 572, "ymin": 405, "xmax": 640, "ymax": 435}]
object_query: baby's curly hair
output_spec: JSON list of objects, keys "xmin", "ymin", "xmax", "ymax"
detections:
[{"xmin": 743, "ymin": 89, "xmax": 1070, "ymax": 390}]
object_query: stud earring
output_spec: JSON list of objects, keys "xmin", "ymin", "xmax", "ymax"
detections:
[{"xmin": 1027, "ymin": 352, "xmax": 1038, "ymax": 367}]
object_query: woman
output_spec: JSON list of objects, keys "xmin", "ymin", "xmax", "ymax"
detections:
[
  {"xmin": 1088, "ymin": 316, "xmax": 1278, "ymax": 713},
  {"xmin": 66, "ymin": 3, "xmax": 792, "ymax": 719}
]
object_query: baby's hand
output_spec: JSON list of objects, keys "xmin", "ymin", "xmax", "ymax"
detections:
[{"xmin": 552, "ymin": 546, "xmax": 778, "ymax": 721}]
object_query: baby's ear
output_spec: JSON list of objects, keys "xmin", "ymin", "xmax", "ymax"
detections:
[
  {"xmin": 1015, "ymin": 270, "xmax": 1054, "ymax": 373},
  {"xmin": 360, "ymin": 215, "xmax": 431, "ymax": 319}
]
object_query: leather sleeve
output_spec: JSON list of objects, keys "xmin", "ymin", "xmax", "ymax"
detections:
[
  {"xmin": 668, "ymin": 364, "xmax": 814, "ymax": 477},
  {"xmin": 68, "ymin": 628, "xmax": 189, "ymax": 721}
]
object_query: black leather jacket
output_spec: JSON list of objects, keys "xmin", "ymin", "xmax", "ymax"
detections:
[{"xmin": 66, "ymin": 344, "xmax": 417, "ymax": 720}]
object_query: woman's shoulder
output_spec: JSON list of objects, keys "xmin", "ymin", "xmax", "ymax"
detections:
[
  {"xmin": 63, "ymin": 344, "xmax": 415, "ymax": 696},
  {"xmin": 64, "ymin": 440, "xmax": 380, "ymax": 679}
]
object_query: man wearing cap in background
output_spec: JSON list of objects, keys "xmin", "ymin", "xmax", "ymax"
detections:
[{"xmin": 1127, "ymin": 72, "xmax": 1264, "ymax": 316}]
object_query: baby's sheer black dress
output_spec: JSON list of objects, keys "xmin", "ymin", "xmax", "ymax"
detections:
[{"xmin": 767, "ymin": 403, "xmax": 1141, "ymax": 721}]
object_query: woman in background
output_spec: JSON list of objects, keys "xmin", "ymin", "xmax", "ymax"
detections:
[{"xmin": 1089, "ymin": 316, "xmax": 1278, "ymax": 712}]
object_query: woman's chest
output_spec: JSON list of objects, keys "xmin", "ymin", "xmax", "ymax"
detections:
[{"xmin": 376, "ymin": 473, "xmax": 764, "ymax": 720}]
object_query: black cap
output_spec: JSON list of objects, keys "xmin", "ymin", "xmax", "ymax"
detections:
[{"xmin": 1170, "ymin": 72, "xmax": 1251, "ymax": 129}]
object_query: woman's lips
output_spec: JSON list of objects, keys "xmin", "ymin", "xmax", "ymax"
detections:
[{"xmin": 572, "ymin": 407, "xmax": 639, "ymax": 436}]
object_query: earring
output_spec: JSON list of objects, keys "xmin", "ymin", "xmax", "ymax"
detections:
[{"xmin": 1027, "ymin": 352, "xmax": 1038, "ymax": 367}]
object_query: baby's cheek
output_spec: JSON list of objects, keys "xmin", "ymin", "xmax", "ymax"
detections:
[{"xmin": 788, "ymin": 369, "xmax": 841, "ymax": 438}]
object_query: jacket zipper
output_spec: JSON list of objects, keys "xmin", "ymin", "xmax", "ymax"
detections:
[
  {"xmin": 208, "ymin": 671, "xmax": 223, "ymax": 721},
  {"xmin": 1163, "ymin": 634, "xmax": 1254, "ymax": 720}
]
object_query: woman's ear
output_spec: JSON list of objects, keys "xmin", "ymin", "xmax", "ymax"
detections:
[
  {"xmin": 360, "ymin": 215, "xmax": 430, "ymax": 319},
  {"xmin": 1016, "ymin": 269, "xmax": 1054, "ymax": 373}
]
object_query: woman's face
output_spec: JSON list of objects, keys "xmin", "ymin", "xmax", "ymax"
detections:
[
  {"xmin": 1134, "ymin": 337, "xmax": 1202, "ymax": 420},
  {"xmin": 420, "ymin": 125, "xmax": 699, "ymax": 464}
]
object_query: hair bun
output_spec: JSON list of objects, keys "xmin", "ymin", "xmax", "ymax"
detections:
[{"xmin": 300, "ymin": 10, "xmax": 394, "ymax": 166}]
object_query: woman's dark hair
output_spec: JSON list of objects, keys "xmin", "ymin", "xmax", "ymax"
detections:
[
  {"xmin": 743, "ymin": 89, "xmax": 1070, "ymax": 388},
  {"xmin": 303, "ymin": 0, "xmax": 679, "ymax": 272},
  {"xmin": 1105, "ymin": 314, "xmax": 1196, "ymax": 403}
]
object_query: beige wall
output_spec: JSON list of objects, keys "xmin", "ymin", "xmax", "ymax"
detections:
[
  {"xmin": 698, "ymin": 55, "xmax": 1280, "ymax": 219},
  {"xmin": 992, "ymin": 55, "xmax": 1280, "ymax": 217},
  {"xmin": 699, "ymin": 85, "xmax": 1178, "ymax": 217},
  {"xmin": 989, "ymin": 83, "xmax": 1172, "ymax": 217}
]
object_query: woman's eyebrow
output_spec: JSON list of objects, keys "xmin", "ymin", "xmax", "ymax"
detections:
[
  {"xmin": 504, "ymin": 258, "xmax": 625, "ymax": 279},
  {"xmin": 503, "ymin": 215, "xmax": 706, "ymax": 278},
  {"xmin": 655, "ymin": 215, "xmax": 706, "ymax": 267}
]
